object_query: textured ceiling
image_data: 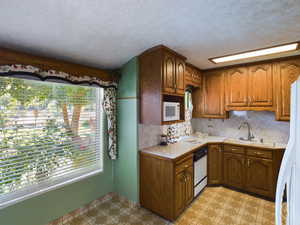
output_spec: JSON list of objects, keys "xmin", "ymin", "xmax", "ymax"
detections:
[{"xmin": 0, "ymin": 0, "xmax": 300, "ymax": 70}]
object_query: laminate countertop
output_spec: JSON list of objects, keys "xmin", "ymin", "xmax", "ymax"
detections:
[{"xmin": 140, "ymin": 136, "xmax": 286, "ymax": 160}]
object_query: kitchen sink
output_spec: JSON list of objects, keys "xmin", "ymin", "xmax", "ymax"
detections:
[{"xmin": 225, "ymin": 138, "xmax": 275, "ymax": 147}]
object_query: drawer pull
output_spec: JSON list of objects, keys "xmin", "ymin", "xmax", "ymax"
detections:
[
  {"xmin": 254, "ymin": 151, "xmax": 264, "ymax": 155},
  {"xmin": 232, "ymin": 148, "xmax": 240, "ymax": 151}
]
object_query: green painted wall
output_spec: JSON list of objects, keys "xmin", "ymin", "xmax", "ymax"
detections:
[
  {"xmin": 0, "ymin": 57, "xmax": 140, "ymax": 224},
  {"xmin": 115, "ymin": 57, "xmax": 139, "ymax": 202},
  {"xmin": 0, "ymin": 121, "xmax": 114, "ymax": 225}
]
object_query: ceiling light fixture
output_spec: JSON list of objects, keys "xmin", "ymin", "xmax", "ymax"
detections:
[{"xmin": 210, "ymin": 42, "xmax": 299, "ymax": 64}]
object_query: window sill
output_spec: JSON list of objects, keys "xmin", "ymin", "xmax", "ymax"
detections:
[{"xmin": 0, "ymin": 167, "xmax": 102, "ymax": 210}]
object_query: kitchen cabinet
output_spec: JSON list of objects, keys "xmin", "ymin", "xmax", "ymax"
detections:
[
  {"xmin": 139, "ymin": 45, "xmax": 186, "ymax": 125},
  {"xmin": 163, "ymin": 52, "xmax": 176, "ymax": 94},
  {"xmin": 161, "ymin": 49, "xmax": 186, "ymax": 95},
  {"xmin": 140, "ymin": 152, "xmax": 193, "ymax": 221},
  {"xmin": 175, "ymin": 58, "xmax": 186, "ymax": 95},
  {"xmin": 193, "ymin": 70, "xmax": 228, "ymax": 118},
  {"xmin": 175, "ymin": 166, "xmax": 193, "ymax": 216},
  {"xmin": 208, "ymin": 144, "xmax": 223, "ymax": 185},
  {"xmin": 225, "ymin": 67, "xmax": 248, "ymax": 107},
  {"xmin": 185, "ymin": 63, "xmax": 202, "ymax": 88},
  {"xmin": 245, "ymin": 156, "xmax": 273, "ymax": 198},
  {"xmin": 275, "ymin": 59, "xmax": 300, "ymax": 121},
  {"xmin": 225, "ymin": 63, "xmax": 274, "ymax": 111},
  {"xmin": 223, "ymin": 152, "xmax": 244, "ymax": 189},
  {"xmin": 184, "ymin": 166, "xmax": 194, "ymax": 204},
  {"xmin": 212, "ymin": 144, "xmax": 284, "ymax": 199},
  {"xmin": 248, "ymin": 64, "xmax": 274, "ymax": 107},
  {"xmin": 175, "ymin": 171, "xmax": 186, "ymax": 215}
]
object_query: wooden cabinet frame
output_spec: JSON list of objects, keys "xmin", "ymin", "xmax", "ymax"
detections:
[
  {"xmin": 208, "ymin": 144, "xmax": 284, "ymax": 199},
  {"xmin": 140, "ymin": 152, "xmax": 194, "ymax": 221}
]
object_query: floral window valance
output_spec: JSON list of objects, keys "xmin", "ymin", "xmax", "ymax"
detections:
[{"xmin": 0, "ymin": 64, "xmax": 118, "ymax": 160}]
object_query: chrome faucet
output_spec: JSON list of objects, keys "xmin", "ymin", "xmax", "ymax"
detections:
[{"xmin": 238, "ymin": 121, "xmax": 255, "ymax": 141}]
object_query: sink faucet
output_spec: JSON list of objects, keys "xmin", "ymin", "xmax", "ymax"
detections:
[{"xmin": 238, "ymin": 121, "xmax": 255, "ymax": 141}]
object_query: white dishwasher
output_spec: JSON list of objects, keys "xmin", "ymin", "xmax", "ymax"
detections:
[{"xmin": 193, "ymin": 147, "xmax": 207, "ymax": 197}]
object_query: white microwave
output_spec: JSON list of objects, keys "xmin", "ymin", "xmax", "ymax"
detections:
[{"xmin": 163, "ymin": 102, "xmax": 180, "ymax": 122}]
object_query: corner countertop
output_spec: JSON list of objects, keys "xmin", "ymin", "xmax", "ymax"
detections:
[{"xmin": 139, "ymin": 136, "xmax": 286, "ymax": 160}]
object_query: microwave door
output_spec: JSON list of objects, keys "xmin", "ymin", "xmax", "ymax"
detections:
[{"xmin": 164, "ymin": 105, "xmax": 176, "ymax": 121}]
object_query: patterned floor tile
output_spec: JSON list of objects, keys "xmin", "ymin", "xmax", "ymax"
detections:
[{"xmin": 63, "ymin": 187, "xmax": 286, "ymax": 225}]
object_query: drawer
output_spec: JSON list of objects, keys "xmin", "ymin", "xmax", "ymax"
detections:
[
  {"xmin": 224, "ymin": 145, "xmax": 245, "ymax": 154},
  {"xmin": 247, "ymin": 148, "xmax": 272, "ymax": 159},
  {"xmin": 175, "ymin": 157, "xmax": 193, "ymax": 174}
]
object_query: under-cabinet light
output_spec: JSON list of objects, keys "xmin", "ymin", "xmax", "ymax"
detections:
[{"xmin": 210, "ymin": 42, "xmax": 299, "ymax": 64}]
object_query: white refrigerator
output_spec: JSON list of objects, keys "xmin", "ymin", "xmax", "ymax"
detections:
[{"xmin": 275, "ymin": 77, "xmax": 300, "ymax": 225}]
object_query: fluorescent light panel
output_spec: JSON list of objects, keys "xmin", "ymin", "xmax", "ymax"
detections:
[{"xmin": 211, "ymin": 43, "xmax": 299, "ymax": 64}]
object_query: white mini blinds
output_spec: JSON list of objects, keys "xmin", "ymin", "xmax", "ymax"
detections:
[{"xmin": 0, "ymin": 76, "xmax": 104, "ymax": 209}]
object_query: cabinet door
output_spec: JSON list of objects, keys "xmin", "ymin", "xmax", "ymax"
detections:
[
  {"xmin": 185, "ymin": 65, "xmax": 193, "ymax": 86},
  {"xmin": 245, "ymin": 157, "xmax": 273, "ymax": 198},
  {"xmin": 163, "ymin": 52, "xmax": 176, "ymax": 94},
  {"xmin": 223, "ymin": 153, "xmax": 245, "ymax": 189},
  {"xmin": 275, "ymin": 59, "xmax": 300, "ymax": 121},
  {"xmin": 193, "ymin": 68, "xmax": 202, "ymax": 87},
  {"xmin": 248, "ymin": 64, "xmax": 273, "ymax": 107},
  {"xmin": 175, "ymin": 58, "xmax": 185, "ymax": 95},
  {"xmin": 225, "ymin": 67, "xmax": 248, "ymax": 107},
  {"xmin": 175, "ymin": 171, "xmax": 186, "ymax": 216},
  {"xmin": 199, "ymin": 70, "xmax": 228, "ymax": 118},
  {"xmin": 208, "ymin": 144, "xmax": 222, "ymax": 185},
  {"xmin": 185, "ymin": 166, "xmax": 194, "ymax": 205}
]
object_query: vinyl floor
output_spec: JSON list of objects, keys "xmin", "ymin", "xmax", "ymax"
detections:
[{"xmin": 65, "ymin": 187, "xmax": 286, "ymax": 225}]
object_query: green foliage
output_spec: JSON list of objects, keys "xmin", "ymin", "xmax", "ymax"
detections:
[{"xmin": 0, "ymin": 77, "xmax": 96, "ymax": 194}]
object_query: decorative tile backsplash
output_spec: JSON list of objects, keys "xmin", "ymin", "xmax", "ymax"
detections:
[
  {"xmin": 139, "ymin": 121, "xmax": 193, "ymax": 149},
  {"xmin": 139, "ymin": 111, "xmax": 290, "ymax": 149},
  {"xmin": 192, "ymin": 111, "xmax": 290, "ymax": 144}
]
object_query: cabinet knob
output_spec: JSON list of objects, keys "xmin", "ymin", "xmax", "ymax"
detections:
[{"xmin": 247, "ymin": 159, "xmax": 250, "ymax": 167}]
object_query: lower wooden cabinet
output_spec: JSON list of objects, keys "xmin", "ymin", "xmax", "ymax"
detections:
[
  {"xmin": 175, "ymin": 166, "xmax": 193, "ymax": 216},
  {"xmin": 140, "ymin": 152, "xmax": 194, "ymax": 221},
  {"xmin": 185, "ymin": 166, "xmax": 194, "ymax": 204},
  {"xmin": 207, "ymin": 144, "xmax": 223, "ymax": 185},
  {"xmin": 210, "ymin": 144, "xmax": 284, "ymax": 199},
  {"xmin": 245, "ymin": 157, "xmax": 273, "ymax": 198},
  {"xmin": 175, "ymin": 171, "xmax": 186, "ymax": 215},
  {"xmin": 223, "ymin": 153, "xmax": 244, "ymax": 189}
]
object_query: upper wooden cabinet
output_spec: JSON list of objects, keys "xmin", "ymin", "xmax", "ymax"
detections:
[
  {"xmin": 175, "ymin": 58, "xmax": 186, "ymax": 95},
  {"xmin": 161, "ymin": 50, "xmax": 186, "ymax": 95},
  {"xmin": 275, "ymin": 59, "xmax": 300, "ymax": 121},
  {"xmin": 163, "ymin": 52, "xmax": 176, "ymax": 94},
  {"xmin": 225, "ymin": 67, "xmax": 248, "ymax": 107},
  {"xmin": 139, "ymin": 45, "xmax": 186, "ymax": 125},
  {"xmin": 185, "ymin": 63, "xmax": 202, "ymax": 88},
  {"xmin": 193, "ymin": 70, "xmax": 228, "ymax": 118},
  {"xmin": 248, "ymin": 64, "xmax": 274, "ymax": 107},
  {"xmin": 225, "ymin": 64, "xmax": 274, "ymax": 111}
]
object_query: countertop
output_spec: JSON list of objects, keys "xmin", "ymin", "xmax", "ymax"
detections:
[{"xmin": 140, "ymin": 136, "xmax": 286, "ymax": 159}]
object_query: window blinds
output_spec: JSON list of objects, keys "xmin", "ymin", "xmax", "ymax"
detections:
[{"xmin": 0, "ymin": 76, "xmax": 103, "ymax": 208}]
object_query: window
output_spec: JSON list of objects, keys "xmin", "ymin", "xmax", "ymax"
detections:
[{"xmin": 0, "ymin": 76, "xmax": 103, "ymax": 208}]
